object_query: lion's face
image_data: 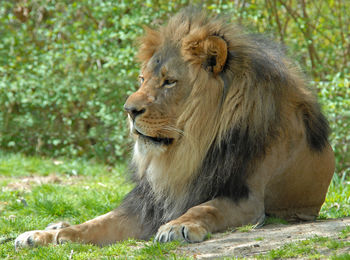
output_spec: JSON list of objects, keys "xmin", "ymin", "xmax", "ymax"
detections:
[
  {"xmin": 125, "ymin": 21, "xmax": 229, "ymax": 155},
  {"xmin": 124, "ymin": 46, "xmax": 191, "ymax": 148}
]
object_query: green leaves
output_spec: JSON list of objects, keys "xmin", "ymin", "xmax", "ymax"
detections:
[
  {"xmin": 317, "ymin": 76, "xmax": 350, "ymax": 176},
  {"xmin": 0, "ymin": 0, "xmax": 143, "ymax": 162}
]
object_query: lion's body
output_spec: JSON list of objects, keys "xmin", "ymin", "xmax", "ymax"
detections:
[{"xmin": 15, "ymin": 9, "xmax": 334, "ymax": 248}]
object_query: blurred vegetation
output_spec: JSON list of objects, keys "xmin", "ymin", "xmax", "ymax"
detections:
[{"xmin": 0, "ymin": 0, "xmax": 349, "ymax": 175}]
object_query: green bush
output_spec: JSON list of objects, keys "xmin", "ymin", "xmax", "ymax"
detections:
[
  {"xmin": 317, "ymin": 76, "xmax": 350, "ymax": 175},
  {"xmin": 0, "ymin": 0, "xmax": 349, "ymax": 172},
  {"xmin": 0, "ymin": 0, "xmax": 148, "ymax": 162}
]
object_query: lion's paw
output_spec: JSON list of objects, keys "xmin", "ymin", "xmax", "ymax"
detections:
[
  {"xmin": 45, "ymin": 221, "xmax": 71, "ymax": 230},
  {"xmin": 155, "ymin": 222, "xmax": 208, "ymax": 243},
  {"xmin": 15, "ymin": 230, "xmax": 57, "ymax": 249}
]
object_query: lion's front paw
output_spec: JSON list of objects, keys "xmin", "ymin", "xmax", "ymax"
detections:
[
  {"xmin": 155, "ymin": 222, "xmax": 208, "ymax": 243},
  {"xmin": 15, "ymin": 230, "xmax": 57, "ymax": 249}
]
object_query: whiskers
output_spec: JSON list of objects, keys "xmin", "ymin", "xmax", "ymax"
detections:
[
  {"xmin": 161, "ymin": 125, "xmax": 197, "ymax": 148},
  {"xmin": 162, "ymin": 126, "xmax": 185, "ymax": 137}
]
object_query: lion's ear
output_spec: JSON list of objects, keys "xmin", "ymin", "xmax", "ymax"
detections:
[
  {"xmin": 182, "ymin": 35, "xmax": 228, "ymax": 75},
  {"xmin": 203, "ymin": 36, "xmax": 228, "ymax": 75}
]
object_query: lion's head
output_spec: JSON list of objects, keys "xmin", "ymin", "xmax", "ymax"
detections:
[{"xmin": 124, "ymin": 10, "xmax": 240, "ymax": 159}]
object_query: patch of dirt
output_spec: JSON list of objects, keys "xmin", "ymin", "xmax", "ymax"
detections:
[
  {"xmin": 176, "ymin": 217, "xmax": 350, "ymax": 259},
  {"xmin": 2, "ymin": 174, "xmax": 80, "ymax": 191}
]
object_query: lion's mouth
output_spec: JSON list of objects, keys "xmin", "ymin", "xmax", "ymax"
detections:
[{"xmin": 135, "ymin": 129, "xmax": 173, "ymax": 145}]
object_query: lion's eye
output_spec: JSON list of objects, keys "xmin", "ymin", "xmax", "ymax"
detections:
[
  {"xmin": 139, "ymin": 75, "xmax": 144, "ymax": 84},
  {"xmin": 163, "ymin": 79, "xmax": 177, "ymax": 88}
]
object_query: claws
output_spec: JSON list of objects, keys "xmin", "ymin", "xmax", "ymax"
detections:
[
  {"xmin": 26, "ymin": 236, "xmax": 34, "ymax": 247},
  {"xmin": 155, "ymin": 223, "xmax": 207, "ymax": 243},
  {"xmin": 168, "ymin": 230, "xmax": 175, "ymax": 241},
  {"xmin": 181, "ymin": 226, "xmax": 190, "ymax": 242},
  {"xmin": 159, "ymin": 233, "xmax": 167, "ymax": 243},
  {"xmin": 15, "ymin": 240, "xmax": 20, "ymax": 250}
]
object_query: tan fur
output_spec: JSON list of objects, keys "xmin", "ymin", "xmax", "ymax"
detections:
[{"xmin": 15, "ymin": 10, "xmax": 335, "ymax": 248}]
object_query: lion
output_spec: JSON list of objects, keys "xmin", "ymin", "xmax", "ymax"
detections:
[{"xmin": 15, "ymin": 8, "xmax": 334, "ymax": 248}]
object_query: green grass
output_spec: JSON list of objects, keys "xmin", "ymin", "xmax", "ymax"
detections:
[
  {"xmin": 237, "ymin": 224, "xmax": 256, "ymax": 233},
  {"xmin": 264, "ymin": 217, "xmax": 289, "ymax": 225},
  {"xmin": 319, "ymin": 172, "xmax": 350, "ymax": 219},
  {"xmin": 1, "ymin": 239, "xmax": 182, "ymax": 260},
  {"xmin": 0, "ymin": 152, "xmax": 349, "ymax": 259},
  {"xmin": 0, "ymin": 152, "xmax": 184, "ymax": 259},
  {"xmin": 339, "ymin": 226, "xmax": 350, "ymax": 239},
  {"xmin": 258, "ymin": 232, "xmax": 350, "ymax": 259}
]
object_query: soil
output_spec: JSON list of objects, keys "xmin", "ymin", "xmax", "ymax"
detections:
[{"xmin": 176, "ymin": 217, "xmax": 350, "ymax": 259}]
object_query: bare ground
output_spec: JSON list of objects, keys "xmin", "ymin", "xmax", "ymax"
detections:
[{"xmin": 176, "ymin": 217, "xmax": 350, "ymax": 259}]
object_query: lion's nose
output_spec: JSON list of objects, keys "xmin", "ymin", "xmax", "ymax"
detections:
[{"xmin": 124, "ymin": 104, "xmax": 146, "ymax": 120}]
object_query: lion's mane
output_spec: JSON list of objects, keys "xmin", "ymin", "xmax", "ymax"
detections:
[{"xmin": 121, "ymin": 9, "xmax": 330, "ymax": 239}]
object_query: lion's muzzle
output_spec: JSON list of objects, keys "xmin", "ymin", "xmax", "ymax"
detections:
[{"xmin": 124, "ymin": 104, "xmax": 146, "ymax": 121}]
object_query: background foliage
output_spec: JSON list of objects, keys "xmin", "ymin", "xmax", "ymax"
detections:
[{"xmin": 0, "ymin": 0, "xmax": 349, "ymax": 175}]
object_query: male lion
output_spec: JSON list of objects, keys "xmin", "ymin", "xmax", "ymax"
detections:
[{"xmin": 15, "ymin": 9, "xmax": 334, "ymax": 248}]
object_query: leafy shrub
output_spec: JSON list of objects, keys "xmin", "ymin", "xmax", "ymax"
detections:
[
  {"xmin": 0, "ymin": 0, "xmax": 150, "ymax": 162},
  {"xmin": 317, "ymin": 76, "xmax": 350, "ymax": 176},
  {"xmin": 0, "ymin": 0, "xmax": 349, "ymax": 172}
]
